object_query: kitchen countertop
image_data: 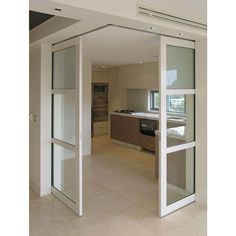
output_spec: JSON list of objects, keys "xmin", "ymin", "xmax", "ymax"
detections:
[
  {"xmin": 110, "ymin": 112, "xmax": 185, "ymax": 124},
  {"xmin": 166, "ymin": 126, "xmax": 185, "ymax": 140}
]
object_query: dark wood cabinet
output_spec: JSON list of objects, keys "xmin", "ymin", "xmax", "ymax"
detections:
[
  {"xmin": 139, "ymin": 134, "xmax": 155, "ymax": 152},
  {"xmin": 110, "ymin": 114, "xmax": 140, "ymax": 145}
]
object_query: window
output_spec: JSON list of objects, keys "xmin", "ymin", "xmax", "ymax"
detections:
[
  {"xmin": 150, "ymin": 90, "xmax": 159, "ymax": 110},
  {"xmin": 150, "ymin": 91, "xmax": 185, "ymax": 113}
]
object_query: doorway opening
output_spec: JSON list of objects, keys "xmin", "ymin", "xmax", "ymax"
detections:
[
  {"xmin": 51, "ymin": 25, "xmax": 196, "ymax": 218},
  {"xmin": 83, "ymin": 26, "xmax": 160, "ymax": 217}
]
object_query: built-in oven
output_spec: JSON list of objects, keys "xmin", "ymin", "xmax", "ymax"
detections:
[
  {"xmin": 139, "ymin": 119, "xmax": 157, "ymax": 152},
  {"xmin": 139, "ymin": 119, "xmax": 157, "ymax": 137}
]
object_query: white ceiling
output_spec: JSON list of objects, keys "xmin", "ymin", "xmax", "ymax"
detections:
[
  {"xmin": 30, "ymin": 0, "xmax": 207, "ymax": 46},
  {"xmin": 83, "ymin": 26, "xmax": 160, "ymax": 68}
]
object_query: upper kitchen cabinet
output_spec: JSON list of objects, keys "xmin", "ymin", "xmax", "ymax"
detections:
[{"xmin": 118, "ymin": 62, "xmax": 159, "ymax": 90}]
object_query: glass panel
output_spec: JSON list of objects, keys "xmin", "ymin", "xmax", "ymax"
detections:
[
  {"xmin": 53, "ymin": 46, "xmax": 76, "ymax": 89},
  {"xmin": 53, "ymin": 144, "xmax": 76, "ymax": 201},
  {"xmin": 53, "ymin": 93, "xmax": 76, "ymax": 145},
  {"xmin": 166, "ymin": 45, "xmax": 195, "ymax": 89},
  {"xmin": 167, "ymin": 147, "xmax": 195, "ymax": 205},
  {"xmin": 167, "ymin": 94, "xmax": 195, "ymax": 147}
]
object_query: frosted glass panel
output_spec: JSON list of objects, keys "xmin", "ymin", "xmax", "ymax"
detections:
[
  {"xmin": 167, "ymin": 94, "xmax": 195, "ymax": 147},
  {"xmin": 53, "ymin": 94, "xmax": 76, "ymax": 145},
  {"xmin": 53, "ymin": 46, "xmax": 76, "ymax": 89},
  {"xmin": 167, "ymin": 147, "xmax": 195, "ymax": 205},
  {"xmin": 53, "ymin": 144, "xmax": 75, "ymax": 201},
  {"xmin": 166, "ymin": 46, "xmax": 195, "ymax": 89}
]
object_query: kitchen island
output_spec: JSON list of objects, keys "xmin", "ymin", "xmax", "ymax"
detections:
[
  {"xmin": 110, "ymin": 112, "xmax": 187, "ymax": 179},
  {"xmin": 110, "ymin": 112, "xmax": 185, "ymax": 151}
]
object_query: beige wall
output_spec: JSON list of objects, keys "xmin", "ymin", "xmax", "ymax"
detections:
[
  {"xmin": 195, "ymin": 38, "xmax": 207, "ymax": 206},
  {"xmin": 92, "ymin": 70, "xmax": 110, "ymax": 83},
  {"xmin": 118, "ymin": 62, "xmax": 159, "ymax": 89}
]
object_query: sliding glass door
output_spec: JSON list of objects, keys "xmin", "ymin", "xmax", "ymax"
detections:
[
  {"xmin": 159, "ymin": 36, "xmax": 196, "ymax": 217},
  {"xmin": 51, "ymin": 37, "xmax": 83, "ymax": 216}
]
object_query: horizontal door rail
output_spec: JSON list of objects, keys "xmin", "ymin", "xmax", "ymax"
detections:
[
  {"xmin": 51, "ymin": 138, "xmax": 76, "ymax": 152},
  {"xmin": 166, "ymin": 141, "xmax": 196, "ymax": 154}
]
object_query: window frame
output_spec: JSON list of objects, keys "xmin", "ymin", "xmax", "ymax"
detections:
[
  {"xmin": 149, "ymin": 90, "xmax": 159, "ymax": 111},
  {"xmin": 149, "ymin": 90, "xmax": 186, "ymax": 114}
]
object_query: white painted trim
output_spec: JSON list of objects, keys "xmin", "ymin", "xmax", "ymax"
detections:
[
  {"xmin": 166, "ymin": 89, "xmax": 196, "ymax": 95},
  {"xmin": 52, "ymin": 38, "xmax": 79, "ymax": 52},
  {"xmin": 40, "ymin": 187, "xmax": 52, "ymax": 196},
  {"xmin": 166, "ymin": 142, "xmax": 196, "ymax": 154},
  {"xmin": 161, "ymin": 36, "xmax": 195, "ymax": 49},
  {"xmin": 75, "ymin": 37, "xmax": 83, "ymax": 216},
  {"xmin": 51, "ymin": 187, "xmax": 78, "ymax": 213},
  {"xmin": 163, "ymin": 194, "xmax": 195, "ymax": 217},
  {"xmin": 51, "ymin": 89, "xmax": 76, "ymax": 95},
  {"xmin": 51, "ymin": 138, "xmax": 76, "ymax": 152},
  {"xmin": 159, "ymin": 36, "xmax": 167, "ymax": 217}
]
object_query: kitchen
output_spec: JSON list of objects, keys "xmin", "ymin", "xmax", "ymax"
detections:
[
  {"xmin": 91, "ymin": 61, "xmax": 189, "ymax": 181},
  {"xmin": 82, "ymin": 24, "xmax": 195, "ymax": 211}
]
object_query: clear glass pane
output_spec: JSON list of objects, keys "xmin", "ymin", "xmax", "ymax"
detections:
[
  {"xmin": 167, "ymin": 147, "xmax": 195, "ymax": 205},
  {"xmin": 166, "ymin": 45, "xmax": 195, "ymax": 89},
  {"xmin": 53, "ymin": 46, "xmax": 76, "ymax": 89},
  {"xmin": 53, "ymin": 144, "xmax": 75, "ymax": 201},
  {"xmin": 167, "ymin": 94, "xmax": 195, "ymax": 147},
  {"xmin": 53, "ymin": 93, "xmax": 76, "ymax": 145}
]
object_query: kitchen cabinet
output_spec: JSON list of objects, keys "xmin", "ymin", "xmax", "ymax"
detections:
[
  {"xmin": 110, "ymin": 114, "xmax": 140, "ymax": 145},
  {"xmin": 139, "ymin": 134, "xmax": 155, "ymax": 152},
  {"xmin": 93, "ymin": 121, "xmax": 108, "ymax": 136}
]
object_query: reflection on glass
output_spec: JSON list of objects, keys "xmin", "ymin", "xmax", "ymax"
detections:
[
  {"xmin": 167, "ymin": 94, "xmax": 195, "ymax": 147},
  {"xmin": 53, "ymin": 46, "xmax": 76, "ymax": 89},
  {"xmin": 166, "ymin": 45, "xmax": 195, "ymax": 89},
  {"xmin": 53, "ymin": 94, "xmax": 76, "ymax": 145},
  {"xmin": 53, "ymin": 144, "xmax": 75, "ymax": 201},
  {"xmin": 167, "ymin": 147, "xmax": 195, "ymax": 205}
]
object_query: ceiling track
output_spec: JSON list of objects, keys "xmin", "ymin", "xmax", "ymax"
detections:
[{"xmin": 138, "ymin": 5, "xmax": 207, "ymax": 30}]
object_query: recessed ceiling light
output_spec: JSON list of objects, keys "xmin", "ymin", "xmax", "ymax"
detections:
[
  {"xmin": 53, "ymin": 8, "xmax": 63, "ymax": 12},
  {"xmin": 177, "ymin": 33, "xmax": 184, "ymax": 36},
  {"xmin": 139, "ymin": 61, "xmax": 143, "ymax": 64},
  {"xmin": 147, "ymin": 26, "xmax": 155, "ymax": 31}
]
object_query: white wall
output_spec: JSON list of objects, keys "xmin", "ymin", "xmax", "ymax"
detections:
[
  {"xmin": 195, "ymin": 38, "xmax": 207, "ymax": 206},
  {"xmin": 29, "ymin": 43, "xmax": 51, "ymax": 196},
  {"xmin": 40, "ymin": 44, "xmax": 52, "ymax": 195},
  {"xmin": 29, "ymin": 44, "xmax": 41, "ymax": 195}
]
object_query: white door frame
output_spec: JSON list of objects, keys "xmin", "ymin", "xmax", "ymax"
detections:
[
  {"xmin": 159, "ymin": 36, "xmax": 196, "ymax": 217},
  {"xmin": 51, "ymin": 37, "xmax": 83, "ymax": 216}
]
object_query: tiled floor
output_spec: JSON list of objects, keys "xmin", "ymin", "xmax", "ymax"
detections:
[{"xmin": 30, "ymin": 136, "xmax": 207, "ymax": 236}]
